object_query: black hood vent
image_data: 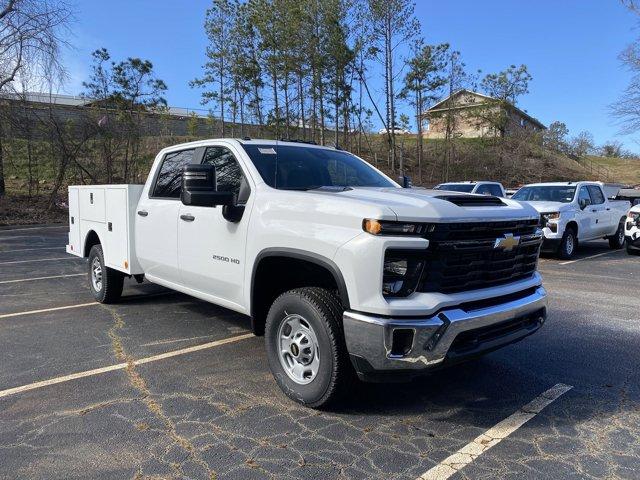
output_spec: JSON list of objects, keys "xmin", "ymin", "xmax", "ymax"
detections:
[{"xmin": 434, "ymin": 194, "xmax": 505, "ymax": 207}]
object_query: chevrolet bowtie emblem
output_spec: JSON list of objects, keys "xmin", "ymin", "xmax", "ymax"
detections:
[{"xmin": 494, "ymin": 233, "xmax": 520, "ymax": 251}]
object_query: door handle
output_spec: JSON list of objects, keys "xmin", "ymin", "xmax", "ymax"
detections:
[
  {"xmin": 606, "ymin": 207, "xmax": 611, "ymax": 211},
  {"xmin": 137, "ymin": 210, "xmax": 148, "ymax": 217},
  {"xmin": 591, "ymin": 209, "xmax": 597, "ymax": 213},
  {"xmin": 180, "ymin": 214, "xmax": 195, "ymax": 222}
]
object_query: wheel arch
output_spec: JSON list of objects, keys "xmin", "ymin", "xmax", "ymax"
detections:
[
  {"xmin": 83, "ymin": 230, "xmax": 103, "ymax": 257},
  {"xmin": 250, "ymin": 248, "xmax": 350, "ymax": 336}
]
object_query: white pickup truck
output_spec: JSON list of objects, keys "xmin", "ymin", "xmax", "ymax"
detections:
[
  {"xmin": 67, "ymin": 139, "xmax": 547, "ymax": 407},
  {"xmin": 626, "ymin": 205, "xmax": 640, "ymax": 255},
  {"xmin": 512, "ymin": 182, "xmax": 630, "ymax": 259},
  {"xmin": 434, "ymin": 181, "xmax": 506, "ymax": 197}
]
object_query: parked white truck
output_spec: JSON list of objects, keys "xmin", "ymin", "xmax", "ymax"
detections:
[
  {"xmin": 67, "ymin": 139, "xmax": 547, "ymax": 407},
  {"xmin": 626, "ymin": 205, "xmax": 640, "ymax": 255},
  {"xmin": 512, "ymin": 182, "xmax": 630, "ymax": 259},
  {"xmin": 434, "ymin": 181, "xmax": 506, "ymax": 197}
]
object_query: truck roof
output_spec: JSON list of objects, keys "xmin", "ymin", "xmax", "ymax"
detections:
[
  {"xmin": 522, "ymin": 181, "xmax": 600, "ymax": 188},
  {"xmin": 438, "ymin": 180, "xmax": 502, "ymax": 185},
  {"xmin": 157, "ymin": 138, "xmax": 340, "ymax": 153}
]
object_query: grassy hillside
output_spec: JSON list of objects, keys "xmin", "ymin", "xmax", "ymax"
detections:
[{"xmin": 583, "ymin": 155, "xmax": 640, "ymax": 186}]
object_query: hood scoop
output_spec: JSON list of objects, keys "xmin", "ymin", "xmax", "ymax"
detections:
[{"xmin": 434, "ymin": 194, "xmax": 505, "ymax": 207}]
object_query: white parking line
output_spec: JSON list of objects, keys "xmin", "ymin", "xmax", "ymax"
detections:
[
  {"xmin": 0, "ymin": 302, "xmax": 99, "ymax": 319},
  {"xmin": 416, "ymin": 383, "xmax": 573, "ymax": 480},
  {"xmin": 0, "ymin": 273, "xmax": 85, "ymax": 285},
  {"xmin": 0, "ymin": 225, "xmax": 66, "ymax": 233},
  {"xmin": 0, "ymin": 246, "xmax": 64, "ymax": 254},
  {"xmin": 0, "ymin": 333, "xmax": 253, "ymax": 399},
  {"xmin": 0, "ymin": 257, "xmax": 75, "ymax": 265},
  {"xmin": 559, "ymin": 250, "xmax": 618, "ymax": 265}
]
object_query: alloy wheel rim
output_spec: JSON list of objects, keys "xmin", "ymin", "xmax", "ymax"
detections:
[
  {"xmin": 277, "ymin": 314, "xmax": 320, "ymax": 385},
  {"xmin": 91, "ymin": 257, "xmax": 103, "ymax": 292}
]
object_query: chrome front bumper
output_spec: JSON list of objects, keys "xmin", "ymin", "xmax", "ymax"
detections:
[{"xmin": 343, "ymin": 286, "xmax": 547, "ymax": 377}]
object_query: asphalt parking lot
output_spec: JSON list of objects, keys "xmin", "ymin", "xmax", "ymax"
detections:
[{"xmin": 1, "ymin": 225, "xmax": 639, "ymax": 480}]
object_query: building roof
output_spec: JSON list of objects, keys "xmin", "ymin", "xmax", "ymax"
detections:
[
  {"xmin": 1, "ymin": 91, "xmax": 211, "ymax": 118},
  {"xmin": 425, "ymin": 89, "xmax": 546, "ymax": 130}
]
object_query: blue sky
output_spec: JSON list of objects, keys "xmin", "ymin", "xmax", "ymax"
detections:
[{"xmin": 62, "ymin": 1, "xmax": 639, "ymax": 150}]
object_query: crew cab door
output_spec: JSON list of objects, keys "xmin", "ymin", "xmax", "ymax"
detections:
[
  {"xmin": 177, "ymin": 145, "xmax": 253, "ymax": 310},
  {"xmin": 136, "ymin": 148, "xmax": 197, "ymax": 284}
]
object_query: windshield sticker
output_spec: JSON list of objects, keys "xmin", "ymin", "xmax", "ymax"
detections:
[{"xmin": 258, "ymin": 147, "xmax": 276, "ymax": 155}]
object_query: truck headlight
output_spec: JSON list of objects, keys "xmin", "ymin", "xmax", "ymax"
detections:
[
  {"xmin": 382, "ymin": 250, "xmax": 425, "ymax": 297},
  {"xmin": 540, "ymin": 212, "xmax": 560, "ymax": 231},
  {"xmin": 363, "ymin": 219, "xmax": 431, "ymax": 236}
]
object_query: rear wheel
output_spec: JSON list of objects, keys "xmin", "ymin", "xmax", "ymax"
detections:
[
  {"xmin": 88, "ymin": 245, "xmax": 124, "ymax": 303},
  {"xmin": 628, "ymin": 244, "xmax": 640, "ymax": 256},
  {"xmin": 558, "ymin": 227, "xmax": 577, "ymax": 260},
  {"xmin": 608, "ymin": 219, "xmax": 626, "ymax": 249},
  {"xmin": 265, "ymin": 287, "xmax": 351, "ymax": 408}
]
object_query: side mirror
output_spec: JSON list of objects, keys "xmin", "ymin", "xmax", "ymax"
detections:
[
  {"xmin": 399, "ymin": 175, "xmax": 412, "ymax": 188},
  {"xmin": 579, "ymin": 198, "xmax": 590, "ymax": 210},
  {"xmin": 181, "ymin": 164, "xmax": 235, "ymax": 207}
]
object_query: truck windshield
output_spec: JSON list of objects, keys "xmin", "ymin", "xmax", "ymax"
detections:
[
  {"xmin": 241, "ymin": 144, "xmax": 396, "ymax": 190},
  {"xmin": 512, "ymin": 186, "xmax": 576, "ymax": 203},
  {"xmin": 434, "ymin": 183, "xmax": 475, "ymax": 193}
]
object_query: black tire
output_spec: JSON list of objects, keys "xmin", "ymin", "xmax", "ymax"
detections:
[
  {"xmin": 88, "ymin": 244, "xmax": 124, "ymax": 303},
  {"xmin": 265, "ymin": 287, "xmax": 352, "ymax": 408},
  {"xmin": 608, "ymin": 219, "xmax": 626, "ymax": 249},
  {"xmin": 628, "ymin": 244, "xmax": 640, "ymax": 256},
  {"xmin": 558, "ymin": 227, "xmax": 577, "ymax": 260}
]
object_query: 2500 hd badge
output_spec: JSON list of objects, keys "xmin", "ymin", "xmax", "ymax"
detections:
[{"xmin": 213, "ymin": 254, "xmax": 240, "ymax": 264}]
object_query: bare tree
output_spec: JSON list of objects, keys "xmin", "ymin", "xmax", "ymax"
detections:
[
  {"xmin": 401, "ymin": 42, "xmax": 448, "ymax": 182},
  {"xmin": 367, "ymin": 0, "xmax": 419, "ymax": 173},
  {"xmin": 0, "ymin": 0, "xmax": 70, "ymax": 197},
  {"xmin": 611, "ymin": 42, "xmax": 640, "ymax": 133}
]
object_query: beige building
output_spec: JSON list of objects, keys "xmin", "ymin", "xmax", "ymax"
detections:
[{"xmin": 422, "ymin": 90, "xmax": 545, "ymax": 139}]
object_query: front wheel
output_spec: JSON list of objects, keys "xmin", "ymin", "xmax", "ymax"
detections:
[
  {"xmin": 608, "ymin": 220, "xmax": 626, "ymax": 249},
  {"xmin": 88, "ymin": 245, "xmax": 124, "ymax": 303},
  {"xmin": 265, "ymin": 287, "xmax": 351, "ymax": 408},
  {"xmin": 558, "ymin": 228, "xmax": 577, "ymax": 260}
]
